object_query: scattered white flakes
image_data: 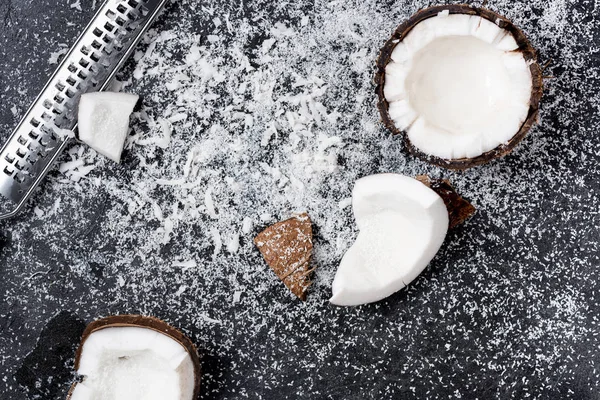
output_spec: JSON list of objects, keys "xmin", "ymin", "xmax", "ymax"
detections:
[
  {"xmin": 175, "ymin": 285, "xmax": 187, "ymax": 296},
  {"xmin": 204, "ymin": 188, "xmax": 218, "ymax": 219},
  {"xmin": 48, "ymin": 46, "xmax": 68, "ymax": 64},
  {"xmin": 58, "ymin": 159, "xmax": 85, "ymax": 174},
  {"xmin": 69, "ymin": 0, "xmax": 82, "ymax": 11},
  {"xmin": 242, "ymin": 217, "xmax": 253, "ymax": 234},
  {"xmin": 157, "ymin": 118, "xmax": 172, "ymax": 149},
  {"xmin": 233, "ymin": 290, "xmax": 242, "ymax": 303},
  {"xmin": 172, "ymin": 259, "xmax": 197, "ymax": 270},
  {"xmin": 168, "ymin": 113, "xmax": 187, "ymax": 123},
  {"xmin": 199, "ymin": 314, "xmax": 222, "ymax": 324},
  {"xmin": 210, "ymin": 227, "xmax": 222, "ymax": 259},
  {"xmin": 48, "ymin": 198, "xmax": 61, "ymax": 215},
  {"xmin": 338, "ymin": 197, "xmax": 352, "ymax": 210},
  {"xmin": 161, "ymin": 217, "xmax": 174, "ymax": 244},
  {"xmin": 261, "ymin": 122, "xmax": 277, "ymax": 146},
  {"xmin": 227, "ymin": 233, "xmax": 240, "ymax": 254}
]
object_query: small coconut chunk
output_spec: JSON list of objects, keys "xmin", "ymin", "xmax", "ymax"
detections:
[
  {"xmin": 78, "ymin": 92, "xmax": 139, "ymax": 163},
  {"xmin": 383, "ymin": 13, "xmax": 533, "ymax": 160},
  {"xmin": 69, "ymin": 325, "xmax": 196, "ymax": 400},
  {"xmin": 330, "ymin": 174, "xmax": 449, "ymax": 306},
  {"xmin": 254, "ymin": 213, "xmax": 314, "ymax": 301}
]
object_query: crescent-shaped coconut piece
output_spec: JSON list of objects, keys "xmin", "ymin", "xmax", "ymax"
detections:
[
  {"xmin": 330, "ymin": 174, "xmax": 475, "ymax": 307},
  {"xmin": 66, "ymin": 315, "xmax": 201, "ymax": 400},
  {"xmin": 375, "ymin": 5, "xmax": 544, "ymax": 170}
]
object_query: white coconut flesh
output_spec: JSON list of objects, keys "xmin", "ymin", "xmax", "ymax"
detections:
[
  {"xmin": 77, "ymin": 92, "xmax": 139, "ymax": 163},
  {"xmin": 69, "ymin": 326, "xmax": 196, "ymax": 400},
  {"xmin": 384, "ymin": 12, "xmax": 533, "ymax": 160},
  {"xmin": 330, "ymin": 174, "xmax": 449, "ymax": 307}
]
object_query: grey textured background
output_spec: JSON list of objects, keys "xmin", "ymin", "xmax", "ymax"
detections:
[{"xmin": 1, "ymin": 0, "xmax": 600, "ymax": 399}]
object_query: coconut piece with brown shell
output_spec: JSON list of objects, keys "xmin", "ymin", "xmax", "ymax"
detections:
[
  {"xmin": 67, "ymin": 315, "xmax": 201, "ymax": 400},
  {"xmin": 330, "ymin": 174, "xmax": 475, "ymax": 307},
  {"xmin": 254, "ymin": 213, "xmax": 314, "ymax": 301},
  {"xmin": 375, "ymin": 5, "xmax": 543, "ymax": 170}
]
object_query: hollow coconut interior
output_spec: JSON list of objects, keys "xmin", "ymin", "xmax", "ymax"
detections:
[
  {"xmin": 384, "ymin": 10, "xmax": 533, "ymax": 160},
  {"xmin": 69, "ymin": 326, "xmax": 195, "ymax": 400},
  {"xmin": 330, "ymin": 174, "xmax": 449, "ymax": 306}
]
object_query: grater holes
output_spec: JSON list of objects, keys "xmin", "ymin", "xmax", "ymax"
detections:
[
  {"xmin": 40, "ymin": 135, "xmax": 53, "ymax": 147},
  {"xmin": 106, "ymin": 9, "xmax": 117, "ymax": 20},
  {"xmin": 115, "ymin": 16, "xmax": 127, "ymax": 26},
  {"xmin": 79, "ymin": 58, "xmax": 90, "ymax": 69},
  {"xmin": 30, "ymin": 118, "xmax": 41, "ymax": 128},
  {"xmin": 68, "ymin": 63, "xmax": 78, "ymax": 73},
  {"xmin": 27, "ymin": 141, "xmax": 40, "ymax": 152},
  {"xmin": 28, "ymin": 131, "xmax": 39, "ymax": 140},
  {"xmin": 15, "ymin": 148, "xmax": 26, "ymax": 159},
  {"xmin": 5, "ymin": 153, "xmax": 14, "ymax": 164},
  {"xmin": 13, "ymin": 160, "xmax": 24, "ymax": 171},
  {"xmin": 41, "ymin": 112, "xmax": 52, "ymax": 122},
  {"xmin": 65, "ymin": 88, "xmax": 76, "ymax": 99},
  {"xmin": 3, "ymin": 166, "xmax": 14, "ymax": 176},
  {"xmin": 17, "ymin": 136, "xmax": 28, "ymax": 146},
  {"xmin": 43, "ymin": 100, "xmax": 53, "ymax": 110},
  {"xmin": 54, "ymin": 94, "xmax": 65, "ymax": 104},
  {"xmin": 90, "ymin": 52, "xmax": 101, "ymax": 62},
  {"xmin": 91, "ymin": 39, "xmax": 103, "ymax": 50},
  {"xmin": 126, "ymin": 9, "xmax": 140, "ymax": 20},
  {"xmin": 77, "ymin": 70, "xmax": 88, "ymax": 80},
  {"xmin": 102, "ymin": 34, "xmax": 114, "ymax": 44},
  {"xmin": 104, "ymin": 22, "xmax": 115, "ymax": 32},
  {"xmin": 116, "ymin": 4, "xmax": 128, "ymax": 14},
  {"xmin": 26, "ymin": 153, "xmax": 38, "ymax": 165},
  {"xmin": 81, "ymin": 45, "xmax": 90, "ymax": 56},
  {"xmin": 93, "ymin": 27, "xmax": 103, "ymax": 37},
  {"xmin": 14, "ymin": 173, "xmax": 25, "ymax": 184},
  {"xmin": 128, "ymin": 0, "xmax": 140, "ymax": 7},
  {"xmin": 55, "ymin": 82, "xmax": 66, "ymax": 92},
  {"xmin": 66, "ymin": 76, "xmax": 77, "ymax": 87}
]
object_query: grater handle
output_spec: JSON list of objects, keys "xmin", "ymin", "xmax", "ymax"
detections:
[{"xmin": 0, "ymin": 0, "xmax": 169, "ymax": 221}]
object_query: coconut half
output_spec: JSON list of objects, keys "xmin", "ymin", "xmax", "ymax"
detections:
[
  {"xmin": 67, "ymin": 315, "xmax": 201, "ymax": 400},
  {"xmin": 77, "ymin": 92, "xmax": 139, "ymax": 163},
  {"xmin": 330, "ymin": 174, "xmax": 474, "ymax": 307},
  {"xmin": 375, "ymin": 5, "xmax": 543, "ymax": 169}
]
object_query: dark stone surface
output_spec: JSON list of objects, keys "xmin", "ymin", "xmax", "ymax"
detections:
[{"xmin": 0, "ymin": 1, "xmax": 599, "ymax": 400}]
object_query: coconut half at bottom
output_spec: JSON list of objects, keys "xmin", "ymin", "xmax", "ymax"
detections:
[
  {"xmin": 67, "ymin": 315, "xmax": 201, "ymax": 400},
  {"xmin": 375, "ymin": 5, "xmax": 543, "ymax": 169}
]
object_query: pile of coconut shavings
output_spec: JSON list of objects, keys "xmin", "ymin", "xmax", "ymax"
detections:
[
  {"xmin": 81, "ymin": 1, "xmax": 398, "ymax": 292},
  {"xmin": 3, "ymin": 0, "xmax": 600, "ymax": 398}
]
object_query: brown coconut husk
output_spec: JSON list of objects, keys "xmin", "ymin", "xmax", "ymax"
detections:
[
  {"xmin": 67, "ymin": 315, "xmax": 201, "ymax": 400},
  {"xmin": 254, "ymin": 213, "xmax": 314, "ymax": 301},
  {"xmin": 416, "ymin": 175, "xmax": 476, "ymax": 228},
  {"xmin": 375, "ymin": 5, "xmax": 544, "ymax": 170}
]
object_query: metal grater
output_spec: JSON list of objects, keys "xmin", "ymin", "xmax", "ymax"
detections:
[{"xmin": 0, "ymin": 0, "xmax": 168, "ymax": 220}]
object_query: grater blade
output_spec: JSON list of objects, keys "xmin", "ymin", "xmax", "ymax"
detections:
[{"xmin": 0, "ymin": 0, "xmax": 168, "ymax": 221}]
